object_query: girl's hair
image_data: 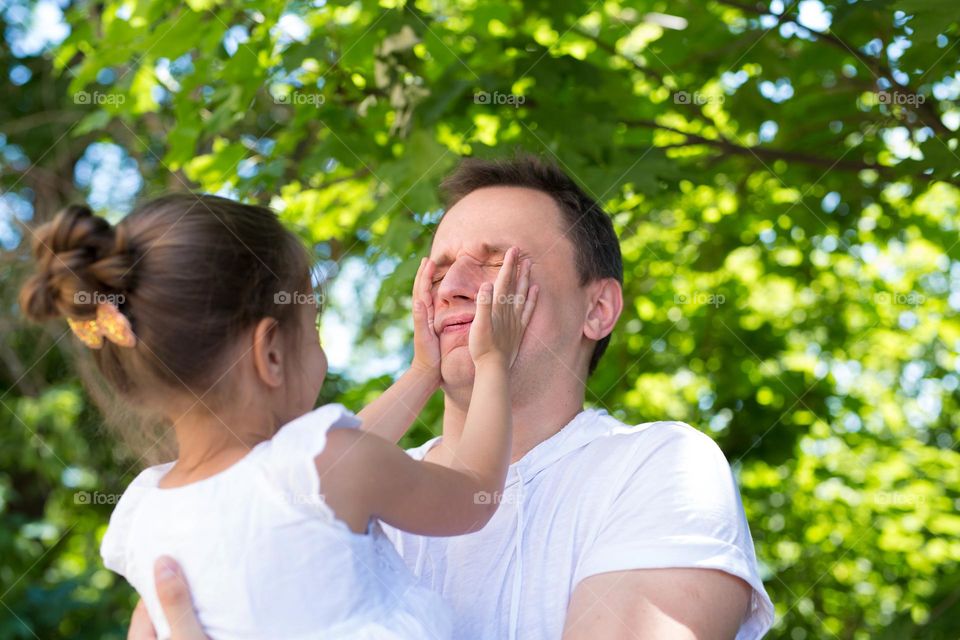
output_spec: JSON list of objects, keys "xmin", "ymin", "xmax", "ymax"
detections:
[{"xmin": 19, "ymin": 194, "xmax": 312, "ymax": 458}]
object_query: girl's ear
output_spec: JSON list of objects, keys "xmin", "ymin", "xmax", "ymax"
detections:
[
  {"xmin": 583, "ymin": 278, "xmax": 623, "ymax": 343},
  {"xmin": 251, "ymin": 317, "xmax": 285, "ymax": 388}
]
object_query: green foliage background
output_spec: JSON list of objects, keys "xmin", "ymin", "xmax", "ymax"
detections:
[{"xmin": 2, "ymin": 0, "xmax": 959, "ymax": 637}]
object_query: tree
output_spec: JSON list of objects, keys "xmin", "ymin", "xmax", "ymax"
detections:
[{"xmin": 1, "ymin": 0, "xmax": 958, "ymax": 637}]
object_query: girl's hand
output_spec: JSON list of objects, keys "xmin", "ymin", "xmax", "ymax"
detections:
[
  {"xmin": 411, "ymin": 257, "xmax": 441, "ymax": 384},
  {"xmin": 468, "ymin": 247, "xmax": 539, "ymax": 369},
  {"xmin": 355, "ymin": 257, "xmax": 441, "ymax": 443}
]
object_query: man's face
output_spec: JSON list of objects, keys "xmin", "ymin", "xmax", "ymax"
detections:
[{"xmin": 428, "ymin": 186, "xmax": 588, "ymax": 399}]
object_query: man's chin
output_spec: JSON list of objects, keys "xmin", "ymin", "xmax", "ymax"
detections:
[{"xmin": 440, "ymin": 347, "xmax": 476, "ymax": 388}]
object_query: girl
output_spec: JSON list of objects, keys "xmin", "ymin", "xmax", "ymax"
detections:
[{"xmin": 19, "ymin": 194, "xmax": 538, "ymax": 639}]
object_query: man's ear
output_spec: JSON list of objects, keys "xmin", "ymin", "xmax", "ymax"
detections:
[
  {"xmin": 251, "ymin": 317, "xmax": 285, "ymax": 388},
  {"xmin": 583, "ymin": 278, "xmax": 623, "ymax": 342}
]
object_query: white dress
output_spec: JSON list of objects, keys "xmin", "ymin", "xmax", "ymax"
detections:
[{"xmin": 101, "ymin": 404, "xmax": 453, "ymax": 640}]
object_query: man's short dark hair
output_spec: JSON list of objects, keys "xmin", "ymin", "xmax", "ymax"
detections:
[{"xmin": 440, "ymin": 154, "xmax": 623, "ymax": 375}]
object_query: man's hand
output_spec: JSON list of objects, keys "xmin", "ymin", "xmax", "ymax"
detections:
[
  {"xmin": 127, "ymin": 556, "xmax": 209, "ymax": 640},
  {"xmin": 562, "ymin": 568, "xmax": 751, "ymax": 640}
]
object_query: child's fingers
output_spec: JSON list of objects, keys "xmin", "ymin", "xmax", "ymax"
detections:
[
  {"xmin": 421, "ymin": 260, "xmax": 438, "ymax": 323},
  {"xmin": 520, "ymin": 284, "xmax": 539, "ymax": 328},
  {"xmin": 493, "ymin": 247, "xmax": 519, "ymax": 301},
  {"xmin": 424, "ymin": 298, "xmax": 435, "ymax": 336},
  {"xmin": 414, "ymin": 299, "xmax": 438, "ymax": 344},
  {"xmin": 472, "ymin": 281, "xmax": 494, "ymax": 336},
  {"xmin": 414, "ymin": 257, "xmax": 426, "ymax": 296},
  {"xmin": 476, "ymin": 281, "xmax": 494, "ymax": 309},
  {"xmin": 515, "ymin": 259, "xmax": 531, "ymax": 308},
  {"xmin": 420, "ymin": 258, "xmax": 436, "ymax": 301},
  {"xmin": 413, "ymin": 299, "xmax": 426, "ymax": 329}
]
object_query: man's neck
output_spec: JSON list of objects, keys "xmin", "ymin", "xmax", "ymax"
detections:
[{"xmin": 438, "ymin": 388, "xmax": 585, "ymax": 464}]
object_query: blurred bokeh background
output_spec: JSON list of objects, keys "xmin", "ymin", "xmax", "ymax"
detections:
[{"xmin": 2, "ymin": 0, "xmax": 959, "ymax": 637}]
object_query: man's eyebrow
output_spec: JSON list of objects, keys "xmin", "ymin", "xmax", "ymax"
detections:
[
  {"xmin": 484, "ymin": 244, "xmax": 533, "ymax": 261},
  {"xmin": 482, "ymin": 243, "xmax": 512, "ymax": 255},
  {"xmin": 432, "ymin": 252, "xmax": 454, "ymax": 268}
]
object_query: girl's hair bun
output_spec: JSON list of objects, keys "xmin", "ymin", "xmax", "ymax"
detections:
[{"xmin": 19, "ymin": 204, "xmax": 136, "ymax": 322}]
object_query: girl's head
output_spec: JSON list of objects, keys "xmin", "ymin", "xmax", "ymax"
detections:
[{"xmin": 19, "ymin": 194, "xmax": 327, "ymax": 444}]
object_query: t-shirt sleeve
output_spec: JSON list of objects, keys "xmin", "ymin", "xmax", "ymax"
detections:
[
  {"xmin": 100, "ymin": 480, "xmax": 154, "ymax": 578},
  {"xmin": 262, "ymin": 403, "xmax": 361, "ymax": 514},
  {"xmin": 100, "ymin": 497, "xmax": 132, "ymax": 576},
  {"xmin": 574, "ymin": 422, "xmax": 774, "ymax": 639}
]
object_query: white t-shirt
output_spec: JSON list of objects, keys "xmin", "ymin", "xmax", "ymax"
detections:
[
  {"xmin": 100, "ymin": 405, "xmax": 453, "ymax": 640},
  {"xmin": 383, "ymin": 408, "xmax": 774, "ymax": 639}
]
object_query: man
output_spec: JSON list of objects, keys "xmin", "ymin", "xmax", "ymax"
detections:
[{"xmin": 133, "ymin": 156, "xmax": 774, "ymax": 639}]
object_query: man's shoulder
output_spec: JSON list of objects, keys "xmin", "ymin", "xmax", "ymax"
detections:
[
  {"xmin": 586, "ymin": 414, "xmax": 726, "ymax": 462},
  {"xmin": 402, "ymin": 415, "xmax": 730, "ymax": 476},
  {"xmin": 565, "ymin": 414, "xmax": 735, "ymax": 496}
]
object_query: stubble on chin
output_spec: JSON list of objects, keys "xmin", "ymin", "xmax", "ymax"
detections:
[
  {"xmin": 439, "ymin": 348, "xmax": 476, "ymax": 403},
  {"xmin": 439, "ymin": 348, "xmax": 534, "ymax": 410}
]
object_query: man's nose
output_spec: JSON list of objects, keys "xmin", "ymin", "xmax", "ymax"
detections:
[{"xmin": 436, "ymin": 258, "xmax": 484, "ymax": 306}]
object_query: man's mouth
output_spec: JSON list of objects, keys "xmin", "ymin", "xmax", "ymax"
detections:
[{"xmin": 440, "ymin": 313, "xmax": 475, "ymax": 335}]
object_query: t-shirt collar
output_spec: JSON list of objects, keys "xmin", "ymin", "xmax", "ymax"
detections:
[{"xmin": 506, "ymin": 408, "xmax": 612, "ymax": 487}]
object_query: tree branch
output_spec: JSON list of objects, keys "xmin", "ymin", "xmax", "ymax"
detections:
[
  {"xmin": 712, "ymin": 0, "xmax": 952, "ymax": 136},
  {"xmin": 623, "ymin": 117, "xmax": 927, "ymax": 179}
]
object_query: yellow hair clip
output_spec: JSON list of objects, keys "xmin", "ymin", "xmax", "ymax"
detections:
[{"xmin": 67, "ymin": 303, "xmax": 137, "ymax": 349}]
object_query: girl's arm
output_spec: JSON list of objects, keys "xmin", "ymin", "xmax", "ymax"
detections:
[
  {"xmin": 318, "ymin": 421, "xmax": 503, "ymax": 536},
  {"xmin": 319, "ymin": 248, "xmax": 539, "ymax": 536},
  {"xmin": 356, "ymin": 257, "xmax": 441, "ymax": 443}
]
